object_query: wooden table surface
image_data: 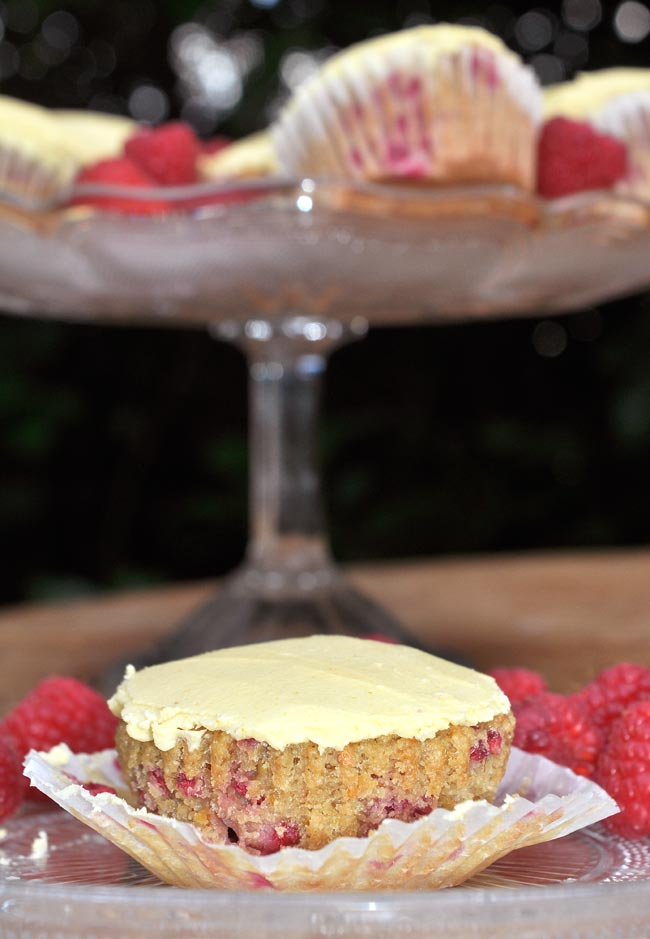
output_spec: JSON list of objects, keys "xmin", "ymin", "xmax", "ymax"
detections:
[{"xmin": 2, "ymin": 549, "xmax": 650, "ymax": 714}]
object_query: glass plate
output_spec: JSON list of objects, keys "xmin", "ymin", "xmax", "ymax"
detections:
[
  {"xmin": 1, "ymin": 180, "xmax": 650, "ymax": 327},
  {"xmin": 1, "ymin": 808, "xmax": 650, "ymax": 938}
]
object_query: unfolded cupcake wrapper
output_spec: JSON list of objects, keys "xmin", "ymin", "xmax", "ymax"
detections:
[
  {"xmin": 273, "ymin": 41, "xmax": 541, "ymax": 190},
  {"xmin": 596, "ymin": 91, "xmax": 650, "ymax": 197},
  {"xmin": 24, "ymin": 745, "xmax": 617, "ymax": 891}
]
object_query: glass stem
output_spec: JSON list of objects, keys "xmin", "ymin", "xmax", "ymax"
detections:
[{"xmin": 243, "ymin": 337, "xmax": 335, "ymax": 592}]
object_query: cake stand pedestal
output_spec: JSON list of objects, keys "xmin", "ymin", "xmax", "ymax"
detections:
[
  {"xmin": 2, "ymin": 180, "xmax": 650, "ymax": 662},
  {"xmin": 154, "ymin": 314, "xmax": 420, "ymax": 663}
]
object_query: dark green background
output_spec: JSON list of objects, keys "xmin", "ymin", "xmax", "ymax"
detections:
[{"xmin": 1, "ymin": 0, "xmax": 649, "ymax": 605}]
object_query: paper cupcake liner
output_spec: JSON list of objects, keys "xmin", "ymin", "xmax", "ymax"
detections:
[
  {"xmin": 24, "ymin": 745, "xmax": 617, "ymax": 891},
  {"xmin": 596, "ymin": 91, "xmax": 650, "ymax": 198},
  {"xmin": 0, "ymin": 98, "xmax": 76, "ymax": 208},
  {"xmin": 273, "ymin": 34, "xmax": 541, "ymax": 190},
  {"xmin": 0, "ymin": 144, "xmax": 73, "ymax": 208}
]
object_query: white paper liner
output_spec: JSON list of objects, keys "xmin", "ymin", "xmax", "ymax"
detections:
[
  {"xmin": 273, "ymin": 38, "xmax": 541, "ymax": 190},
  {"xmin": 0, "ymin": 143, "xmax": 74, "ymax": 209},
  {"xmin": 596, "ymin": 91, "xmax": 650, "ymax": 198},
  {"xmin": 23, "ymin": 745, "xmax": 617, "ymax": 891}
]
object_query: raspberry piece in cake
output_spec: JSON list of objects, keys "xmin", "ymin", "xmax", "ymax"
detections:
[
  {"xmin": 488, "ymin": 667, "xmax": 547, "ymax": 706},
  {"xmin": 514, "ymin": 692, "xmax": 603, "ymax": 777},
  {"xmin": 0, "ymin": 735, "xmax": 27, "ymax": 821},
  {"xmin": 82, "ymin": 782, "xmax": 117, "ymax": 796},
  {"xmin": 595, "ymin": 701, "xmax": 650, "ymax": 838},
  {"xmin": 487, "ymin": 728, "xmax": 503, "ymax": 754},
  {"xmin": 537, "ymin": 116, "xmax": 628, "ymax": 198},
  {"xmin": 573, "ymin": 663, "xmax": 650, "ymax": 734}
]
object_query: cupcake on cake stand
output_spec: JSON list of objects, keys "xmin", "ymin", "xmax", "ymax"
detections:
[{"xmin": 2, "ymin": 27, "xmax": 650, "ymax": 663}]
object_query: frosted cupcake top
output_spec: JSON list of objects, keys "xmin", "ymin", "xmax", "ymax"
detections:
[
  {"xmin": 544, "ymin": 68, "xmax": 650, "ymax": 120},
  {"xmin": 53, "ymin": 110, "xmax": 135, "ymax": 164},
  {"xmin": 298, "ymin": 23, "xmax": 520, "ymax": 79},
  {"xmin": 0, "ymin": 96, "xmax": 134, "ymax": 185},
  {"xmin": 199, "ymin": 131, "xmax": 278, "ymax": 180},
  {"xmin": 0, "ymin": 95, "xmax": 73, "ymax": 173},
  {"xmin": 109, "ymin": 635, "xmax": 510, "ymax": 752}
]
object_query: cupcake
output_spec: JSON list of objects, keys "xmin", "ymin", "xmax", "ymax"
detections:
[
  {"xmin": 198, "ymin": 131, "xmax": 279, "ymax": 181},
  {"xmin": 108, "ymin": 635, "xmax": 514, "ymax": 854},
  {"xmin": 0, "ymin": 95, "xmax": 75, "ymax": 205},
  {"xmin": 544, "ymin": 69, "xmax": 650, "ymax": 196},
  {"xmin": 272, "ymin": 25, "xmax": 542, "ymax": 190}
]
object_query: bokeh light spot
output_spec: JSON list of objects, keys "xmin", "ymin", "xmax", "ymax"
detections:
[
  {"xmin": 280, "ymin": 49, "xmax": 323, "ymax": 90},
  {"xmin": 554, "ymin": 29, "xmax": 590, "ymax": 66},
  {"xmin": 5, "ymin": 0, "xmax": 38, "ymax": 34},
  {"xmin": 42, "ymin": 10, "xmax": 79, "ymax": 51},
  {"xmin": 170, "ymin": 24, "xmax": 245, "ymax": 118},
  {"xmin": 532, "ymin": 321, "xmax": 568, "ymax": 357},
  {"xmin": 530, "ymin": 52, "xmax": 566, "ymax": 83},
  {"xmin": 562, "ymin": 0, "xmax": 602, "ymax": 30},
  {"xmin": 515, "ymin": 10, "xmax": 555, "ymax": 51},
  {"xmin": 128, "ymin": 84, "xmax": 169, "ymax": 125},
  {"xmin": 614, "ymin": 0, "xmax": 650, "ymax": 41}
]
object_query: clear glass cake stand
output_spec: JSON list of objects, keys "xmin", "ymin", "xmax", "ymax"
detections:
[{"xmin": 2, "ymin": 178, "xmax": 650, "ymax": 662}]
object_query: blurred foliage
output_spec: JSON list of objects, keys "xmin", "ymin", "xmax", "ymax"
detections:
[{"xmin": 2, "ymin": 0, "xmax": 650, "ymax": 603}]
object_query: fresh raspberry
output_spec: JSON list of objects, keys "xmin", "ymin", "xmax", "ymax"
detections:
[
  {"xmin": 537, "ymin": 117, "xmax": 628, "ymax": 199},
  {"xmin": 513, "ymin": 692, "xmax": 603, "ymax": 777},
  {"xmin": 574, "ymin": 663, "xmax": 650, "ymax": 735},
  {"xmin": 0, "ymin": 734, "xmax": 27, "ymax": 821},
  {"xmin": 0, "ymin": 677, "xmax": 118, "ymax": 766},
  {"xmin": 71, "ymin": 157, "xmax": 169, "ymax": 215},
  {"xmin": 363, "ymin": 633, "xmax": 399, "ymax": 644},
  {"xmin": 488, "ymin": 667, "xmax": 547, "ymax": 706},
  {"xmin": 125, "ymin": 122, "xmax": 201, "ymax": 185},
  {"xmin": 595, "ymin": 701, "xmax": 650, "ymax": 838}
]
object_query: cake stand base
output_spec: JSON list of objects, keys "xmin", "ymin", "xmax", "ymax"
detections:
[
  {"xmin": 132, "ymin": 566, "xmax": 434, "ymax": 662},
  {"xmin": 96, "ymin": 564, "xmax": 473, "ymax": 697}
]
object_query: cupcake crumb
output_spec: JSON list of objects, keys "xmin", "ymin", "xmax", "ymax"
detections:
[{"xmin": 29, "ymin": 830, "xmax": 48, "ymax": 860}]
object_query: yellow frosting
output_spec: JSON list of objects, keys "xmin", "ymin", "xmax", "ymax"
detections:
[
  {"xmin": 544, "ymin": 68, "xmax": 650, "ymax": 119},
  {"xmin": 0, "ymin": 96, "xmax": 134, "ymax": 176},
  {"xmin": 54, "ymin": 110, "xmax": 135, "ymax": 164},
  {"xmin": 0, "ymin": 95, "xmax": 72, "ymax": 172},
  {"xmin": 109, "ymin": 635, "xmax": 509, "ymax": 752},
  {"xmin": 323, "ymin": 24, "xmax": 517, "ymax": 76},
  {"xmin": 198, "ymin": 131, "xmax": 278, "ymax": 180}
]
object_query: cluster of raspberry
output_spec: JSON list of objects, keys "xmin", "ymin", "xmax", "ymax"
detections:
[{"xmin": 490, "ymin": 662, "xmax": 650, "ymax": 839}]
